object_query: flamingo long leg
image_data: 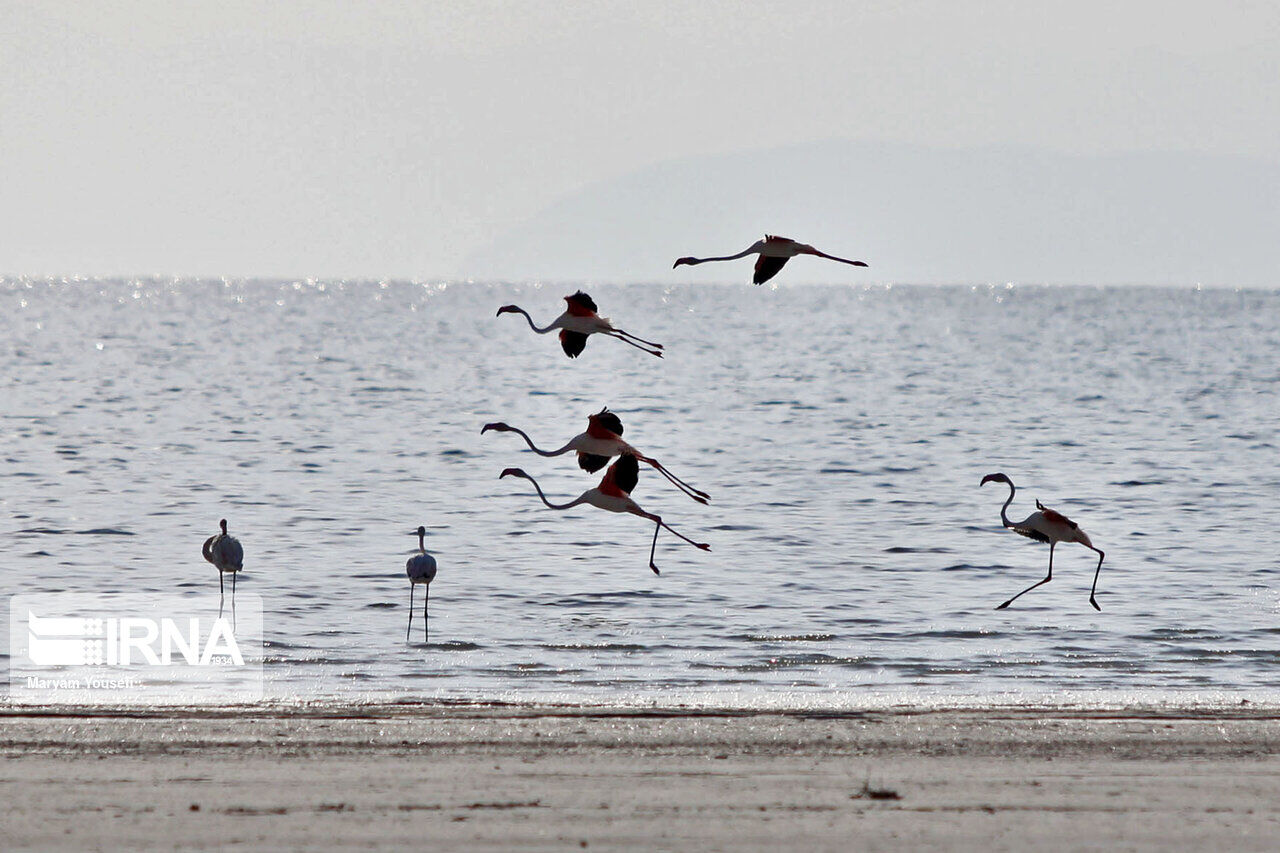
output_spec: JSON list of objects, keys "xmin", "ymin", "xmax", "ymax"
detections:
[
  {"xmin": 407, "ymin": 584, "xmax": 414, "ymax": 641},
  {"xmin": 648, "ymin": 519, "xmax": 662, "ymax": 575},
  {"xmin": 424, "ymin": 585, "xmax": 430, "ymax": 642},
  {"xmin": 809, "ymin": 250, "xmax": 869, "ymax": 268},
  {"xmin": 647, "ymin": 461, "xmax": 708, "ymax": 504},
  {"xmin": 605, "ymin": 332, "xmax": 662, "ymax": 358},
  {"xmin": 642, "ymin": 457, "xmax": 710, "ymax": 502},
  {"xmin": 655, "ymin": 467, "xmax": 707, "ymax": 504},
  {"xmin": 1088, "ymin": 548, "xmax": 1105, "ymax": 611},
  {"xmin": 613, "ymin": 328, "xmax": 664, "ymax": 349},
  {"xmin": 642, "ymin": 512, "xmax": 711, "ymax": 550},
  {"xmin": 639, "ymin": 511, "xmax": 710, "ymax": 573},
  {"xmin": 997, "ymin": 543, "xmax": 1055, "ymax": 610}
]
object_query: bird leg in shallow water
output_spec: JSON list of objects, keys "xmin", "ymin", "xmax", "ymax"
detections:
[
  {"xmin": 424, "ymin": 586, "xmax": 430, "ymax": 643},
  {"xmin": 997, "ymin": 543, "xmax": 1055, "ymax": 610},
  {"xmin": 407, "ymin": 585, "xmax": 414, "ymax": 641},
  {"xmin": 1089, "ymin": 548, "xmax": 1105, "ymax": 611}
]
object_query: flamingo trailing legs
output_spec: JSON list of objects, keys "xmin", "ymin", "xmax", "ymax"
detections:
[
  {"xmin": 482, "ymin": 407, "xmax": 709, "ymax": 504},
  {"xmin": 496, "ymin": 291, "xmax": 663, "ymax": 358},
  {"xmin": 499, "ymin": 454, "xmax": 710, "ymax": 574},
  {"xmin": 673, "ymin": 234, "xmax": 868, "ymax": 284}
]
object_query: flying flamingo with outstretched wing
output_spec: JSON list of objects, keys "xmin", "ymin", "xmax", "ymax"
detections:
[
  {"xmin": 673, "ymin": 234, "xmax": 868, "ymax": 284},
  {"xmin": 496, "ymin": 291, "xmax": 663, "ymax": 358},
  {"xmin": 482, "ymin": 408, "xmax": 709, "ymax": 504},
  {"xmin": 499, "ymin": 454, "xmax": 710, "ymax": 574}
]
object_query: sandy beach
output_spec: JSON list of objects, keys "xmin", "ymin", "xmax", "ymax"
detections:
[{"xmin": 2, "ymin": 704, "xmax": 1279, "ymax": 851}]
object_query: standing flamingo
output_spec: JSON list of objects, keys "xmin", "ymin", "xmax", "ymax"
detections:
[
  {"xmin": 482, "ymin": 407, "xmax": 709, "ymax": 504},
  {"xmin": 406, "ymin": 525, "xmax": 438, "ymax": 641},
  {"xmin": 202, "ymin": 518, "xmax": 243, "ymax": 616},
  {"xmin": 980, "ymin": 473, "xmax": 1106, "ymax": 611},
  {"xmin": 673, "ymin": 234, "xmax": 869, "ymax": 284},
  {"xmin": 496, "ymin": 291, "xmax": 663, "ymax": 358},
  {"xmin": 499, "ymin": 454, "xmax": 710, "ymax": 574}
]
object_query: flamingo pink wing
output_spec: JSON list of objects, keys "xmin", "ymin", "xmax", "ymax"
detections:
[
  {"xmin": 564, "ymin": 291, "xmax": 598, "ymax": 317},
  {"xmin": 1040, "ymin": 507, "xmax": 1078, "ymax": 530}
]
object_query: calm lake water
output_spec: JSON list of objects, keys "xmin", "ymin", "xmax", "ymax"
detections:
[{"xmin": 2, "ymin": 279, "xmax": 1278, "ymax": 708}]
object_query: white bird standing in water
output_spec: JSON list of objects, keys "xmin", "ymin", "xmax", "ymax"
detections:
[
  {"xmin": 673, "ymin": 234, "xmax": 869, "ymax": 285},
  {"xmin": 406, "ymin": 525, "xmax": 438, "ymax": 641},
  {"xmin": 203, "ymin": 518, "xmax": 243, "ymax": 615},
  {"xmin": 980, "ymin": 473, "xmax": 1106, "ymax": 611}
]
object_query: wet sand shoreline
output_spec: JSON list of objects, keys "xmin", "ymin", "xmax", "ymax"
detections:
[{"xmin": 3, "ymin": 705, "xmax": 1279, "ymax": 850}]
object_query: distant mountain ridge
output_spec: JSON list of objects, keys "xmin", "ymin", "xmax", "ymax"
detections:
[{"xmin": 463, "ymin": 140, "xmax": 1280, "ymax": 287}]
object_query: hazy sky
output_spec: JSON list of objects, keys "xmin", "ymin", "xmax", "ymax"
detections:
[{"xmin": 2, "ymin": 1, "xmax": 1277, "ymax": 279}]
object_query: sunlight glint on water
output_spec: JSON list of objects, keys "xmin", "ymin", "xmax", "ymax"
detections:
[{"xmin": 2, "ymin": 279, "xmax": 1278, "ymax": 705}]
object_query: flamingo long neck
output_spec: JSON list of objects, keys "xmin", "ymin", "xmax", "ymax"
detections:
[
  {"xmin": 999, "ymin": 480, "xmax": 1017, "ymax": 529},
  {"xmin": 417, "ymin": 531, "xmax": 426, "ymax": 553},
  {"xmin": 523, "ymin": 476, "xmax": 589, "ymax": 511},
  {"xmin": 510, "ymin": 307, "xmax": 556, "ymax": 334},
  {"xmin": 508, "ymin": 426, "xmax": 572, "ymax": 457},
  {"xmin": 691, "ymin": 247, "xmax": 756, "ymax": 264}
]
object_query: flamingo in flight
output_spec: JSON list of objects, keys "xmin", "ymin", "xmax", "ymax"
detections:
[
  {"xmin": 499, "ymin": 454, "xmax": 710, "ymax": 575},
  {"xmin": 496, "ymin": 291, "xmax": 663, "ymax": 358},
  {"xmin": 980, "ymin": 473, "xmax": 1106, "ymax": 611},
  {"xmin": 202, "ymin": 518, "xmax": 243, "ymax": 616},
  {"xmin": 482, "ymin": 407, "xmax": 709, "ymax": 505},
  {"xmin": 406, "ymin": 525, "xmax": 438, "ymax": 642},
  {"xmin": 673, "ymin": 234, "xmax": 868, "ymax": 285}
]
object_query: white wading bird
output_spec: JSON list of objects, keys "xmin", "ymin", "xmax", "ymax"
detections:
[
  {"xmin": 496, "ymin": 291, "xmax": 663, "ymax": 358},
  {"xmin": 500, "ymin": 454, "xmax": 710, "ymax": 575},
  {"xmin": 980, "ymin": 473, "xmax": 1106, "ymax": 611},
  {"xmin": 406, "ymin": 525, "xmax": 438, "ymax": 642},
  {"xmin": 482, "ymin": 407, "xmax": 709, "ymax": 504},
  {"xmin": 673, "ymin": 234, "xmax": 868, "ymax": 285},
  {"xmin": 202, "ymin": 518, "xmax": 243, "ymax": 615}
]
